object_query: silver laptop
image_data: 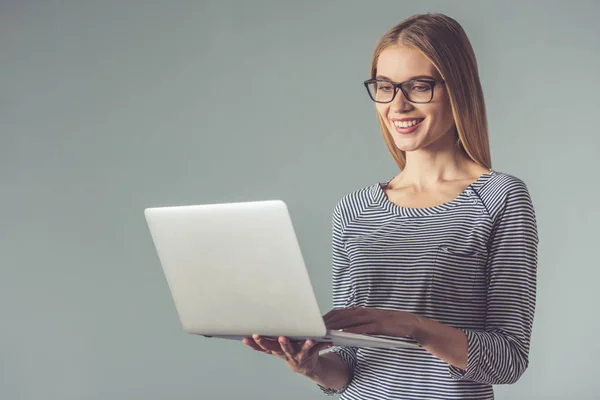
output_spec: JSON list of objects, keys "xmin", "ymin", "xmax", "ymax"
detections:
[{"xmin": 144, "ymin": 199, "xmax": 418, "ymax": 349}]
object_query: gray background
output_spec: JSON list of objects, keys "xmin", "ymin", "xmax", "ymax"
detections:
[{"xmin": 1, "ymin": 0, "xmax": 599, "ymax": 399}]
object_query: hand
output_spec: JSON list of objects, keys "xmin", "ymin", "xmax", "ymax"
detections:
[
  {"xmin": 243, "ymin": 334, "xmax": 332, "ymax": 376},
  {"xmin": 323, "ymin": 306, "xmax": 420, "ymax": 337}
]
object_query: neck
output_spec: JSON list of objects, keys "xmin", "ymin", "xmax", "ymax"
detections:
[{"xmin": 399, "ymin": 136, "xmax": 475, "ymax": 190}]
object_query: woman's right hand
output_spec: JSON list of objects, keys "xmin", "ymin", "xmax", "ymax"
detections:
[{"xmin": 243, "ymin": 334, "xmax": 332, "ymax": 377}]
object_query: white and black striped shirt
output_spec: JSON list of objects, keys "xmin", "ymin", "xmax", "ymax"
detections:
[{"xmin": 319, "ymin": 170, "xmax": 538, "ymax": 400}]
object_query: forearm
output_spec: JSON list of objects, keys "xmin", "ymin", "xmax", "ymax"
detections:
[
  {"xmin": 304, "ymin": 352, "xmax": 351, "ymax": 391},
  {"xmin": 410, "ymin": 315, "xmax": 468, "ymax": 370}
]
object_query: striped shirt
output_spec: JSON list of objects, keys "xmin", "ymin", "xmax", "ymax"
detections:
[{"xmin": 319, "ymin": 169, "xmax": 538, "ymax": 400}]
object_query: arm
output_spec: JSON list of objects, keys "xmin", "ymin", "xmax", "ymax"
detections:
[
  {"xmin": 414, "ymin": 181, "xmax": 538, "ymax": 384},
  {"xmin": 410, "ymin": 316, "xmax": 469, "ymax": 369},
  {"xmin": 305, "ymin": 352, "xmax": 352, "ymax": 392},
  {"xmin": 316, "ymin": 201, "xmax": 359, "ymax": 395}
]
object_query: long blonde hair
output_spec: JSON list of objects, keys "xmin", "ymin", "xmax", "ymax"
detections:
[{"xmin": 370, "ymin": 13, "xmax": 492, "ymax": 170}]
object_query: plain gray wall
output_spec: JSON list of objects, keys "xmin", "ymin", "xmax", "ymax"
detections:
[{"xmin": 2, "ymin": 0, "xmax": 599, "ymax": 399}]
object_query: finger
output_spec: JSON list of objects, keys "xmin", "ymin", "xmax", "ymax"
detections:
[
  {"xmin": 326, "ymin": 315, "xmax": 373, "ymax": 330},
  {"xmin": 323, "ymin": 307, "xmax": 363, "ymax": 324},
  {"xmin": 325, "ymin": 307, "xmax": 367, "ymax": 322},
  {"xmin": 302, "ymin": 340, "xmax": 333, "ymax": 355},
  {"xmin": 296, "ymin": 339, "xmax": 319, "ymax": 362},
  {"xmin": 336, "ymin": 322, "xmax": 378, "ymax": 335},
  {"xmin": 323, "ymin": 308, "xmax": 352, "ymax": 321},
  {"xmin": 244, "ymin": 337, "xmax": 281, "ymax": 357},
  {"xmin": 324, "ymin": 306, "xmax": 361, "ymax": 316},
  {"xmin": 278, "ymin": 337, "xmax": 297, "ymax": 358},
  {"xmin": 299, "ymin": 339, "xmax": 317, "ymax": 354},
  {"xmin": 308, "ymin": 341, "xmax": 334, "ymax": 356},
  {"xmin": 242, "ymin": 337, "xmax": 265, "ymax": 352},
  {"xmin": 253, "ymin": 335, "xmax": 285, "ymax": 354}
]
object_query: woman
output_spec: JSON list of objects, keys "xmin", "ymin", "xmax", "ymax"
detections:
[{"xmin": 243, "ymin": 12, "xmax": 538, "ymax": 400}]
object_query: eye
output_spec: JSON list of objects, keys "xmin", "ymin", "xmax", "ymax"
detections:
[
  {"xmin": 411, "ymin": 84, "xmax": 430, "ymax": 92},
  {"xmin": 377, "ymin": 83, "xmax": 394, "ymax": 92}
]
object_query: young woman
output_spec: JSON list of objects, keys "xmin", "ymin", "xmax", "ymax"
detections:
[{"xmin": 243, "ymin": 12, "xmax": 538, "ymax": 400}]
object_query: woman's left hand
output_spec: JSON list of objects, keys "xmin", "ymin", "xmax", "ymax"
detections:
[{"xmin": 323, "ymin": 306, "xmax": 420, "ymax": 338}]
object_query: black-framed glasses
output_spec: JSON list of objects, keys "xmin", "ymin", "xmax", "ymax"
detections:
[{"xmin": 363, "ymin": 79, "xmax": 445, "ymax": 104}]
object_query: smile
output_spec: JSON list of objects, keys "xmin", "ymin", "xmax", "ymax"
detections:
[{"xmin": 393, "ymin": 118, "xmax": 425, "ymax": 128}]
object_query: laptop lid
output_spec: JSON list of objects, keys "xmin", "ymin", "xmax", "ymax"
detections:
[{"xmin": 144, "ymin": 200, "xmax": 327, "ymax": 338}]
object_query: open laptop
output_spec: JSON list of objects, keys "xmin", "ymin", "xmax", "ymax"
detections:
[{"xmin": 144, "ymin": 199, "xmax": 418, "ymax": 349}]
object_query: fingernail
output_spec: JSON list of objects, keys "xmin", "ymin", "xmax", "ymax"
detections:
[{"xmin": 252, "ymin": 334, "xmax": 259, "ymax": 340}]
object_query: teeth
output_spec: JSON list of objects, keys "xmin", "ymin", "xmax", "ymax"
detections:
[{"xmin": 393, "ymin": 119, "xmax": 422, "ymax": 128}]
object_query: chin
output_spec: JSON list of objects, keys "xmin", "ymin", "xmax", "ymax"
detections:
[
  {"xmin": 390, "ymin": 134, "xmax": 423, "ymax": 153},
  {"xmin": 394, "ymin": 144, "xmax": 421, "ymax": 153}
]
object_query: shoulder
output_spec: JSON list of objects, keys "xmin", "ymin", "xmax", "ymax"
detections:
[
  {"xmin": 478, "ymin": 170, "xmax": 536, "ymax": 221},
  {"xmin": 332, "ymin": 183, "xmax": 380, "ymax": 229},
  {"xmin": 481, "ymin": 170, "xmax": 531, "ymax": 195}
]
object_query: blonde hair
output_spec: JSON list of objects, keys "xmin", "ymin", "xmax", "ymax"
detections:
[{"xmin": 370, "ymin": 13, "xmax": 492, "ymax": 170}]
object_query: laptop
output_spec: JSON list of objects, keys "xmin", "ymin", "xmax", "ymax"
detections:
[{"xmin": 144, "ymin": 199, "xmax": 418, "ymax": 349}]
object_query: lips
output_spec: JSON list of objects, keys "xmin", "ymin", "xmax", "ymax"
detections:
[{"xmin": 391, "ymin": 118, "xmax": 425, "ymax": 134}]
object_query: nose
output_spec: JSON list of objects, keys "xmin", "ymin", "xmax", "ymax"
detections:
[{"xmin": 390, "ymin": 88, "xmax": 412, "ymax": 113}]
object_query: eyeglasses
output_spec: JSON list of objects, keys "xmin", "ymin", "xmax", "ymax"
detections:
[{"xmin": 363, "ymin": 79, "xmax": 445, "ymax": 104}]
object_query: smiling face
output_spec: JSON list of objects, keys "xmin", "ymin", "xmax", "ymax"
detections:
[{"xmin": 374, "ymin": 45, "xmax": 456, "ymax": 153}]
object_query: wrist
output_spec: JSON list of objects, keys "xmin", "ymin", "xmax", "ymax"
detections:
[
  {"xmin": 303, "ymin": 355, "xmax": 323, "ymax": 380},
  {"xmin": 408, "ymin": 314, "xmax": 427, "ymax": 341}
]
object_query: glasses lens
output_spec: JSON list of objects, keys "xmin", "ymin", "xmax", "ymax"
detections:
[
  {"xmin": 402, "ymin": 81, "xmax": 433, "ymax": 103},
  {"xmin": 367, "ymin": 81, "xmax": 395, "ymax": 103}
]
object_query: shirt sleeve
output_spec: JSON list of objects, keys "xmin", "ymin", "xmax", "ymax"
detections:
[
  {"xmin": 319, "ymin": 201, "xmax": 359, "ymax": 395},
  {"xmin": 449, "ymin": 180, "xmax": 538, "ymax": 384}
]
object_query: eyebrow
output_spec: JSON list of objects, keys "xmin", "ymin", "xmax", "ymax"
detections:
[{"xmin": 375, "ymin": 74, "xmax": 437, "ymax": 81}]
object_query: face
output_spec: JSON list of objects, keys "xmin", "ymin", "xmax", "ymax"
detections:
[{"xmin": 373, "ymin": 45, "xmax": 455, "ymax": 153}]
